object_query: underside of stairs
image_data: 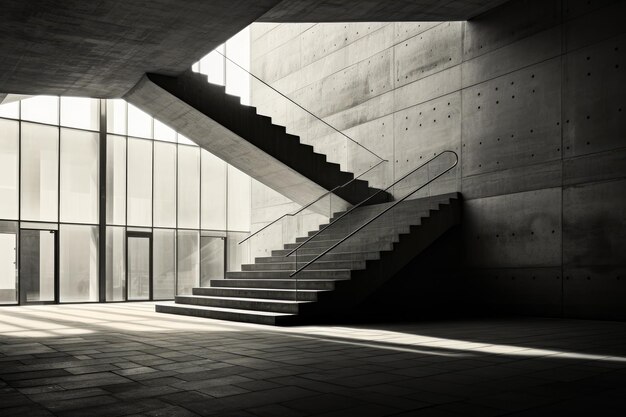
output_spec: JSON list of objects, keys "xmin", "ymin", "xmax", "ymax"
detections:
[
  {"xmin": 124, "ymin": 71, "xmax": 390, "ymax": 215},
  {"xmin": 156, "ymin": 193, "xmax": 462, "ymax": 325}
]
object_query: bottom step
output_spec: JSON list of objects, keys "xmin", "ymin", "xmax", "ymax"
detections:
[{"xmin": 155, "ymin": 302, "xmax": 294, "ymax": 325}]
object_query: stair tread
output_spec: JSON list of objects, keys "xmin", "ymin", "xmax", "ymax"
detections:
[
  {"xmin": 223, "ymin": 278, "xmax": 347, "ymax": 282},
  {"xmin": 202, "ymin": 287, "xmax": 325, "ymax": 293},
  {"xmin": 157, "ymin": 302, "xmax": 293, "ymax": 317},
  {"xmin": 257, "ymin": 251, "xmax": 381, "ymax": 259},
  {"xmin": 178, "ymin": 295, "xmax": 312, "ymax": 304},
  {"xmin": 229, "ymin": 269, "xmax": 351, "ymax": 273},
  {"xmin": 245, "ymin": 260, "xmax": 363, "ymax": 264}
]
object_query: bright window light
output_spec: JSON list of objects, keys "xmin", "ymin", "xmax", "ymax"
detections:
[
  {"xmin": 21, "ymin": 96, "xmax": 59, "ymax": 125},
  {"xmin": 154, "ymin": 119, "xmax": 177, "ymax": 142},
  {"xmin": 60, "ymin": 97, "xmax": 99, "ymax": 130},
  {"xmin": 127, "ymin": 103, "xmax": 153, "ymax": 139}
]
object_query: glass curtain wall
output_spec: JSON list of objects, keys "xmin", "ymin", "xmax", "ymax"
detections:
[
  {"xmin": 193, "ymin": 27, "xmax": 250, "ymax": 105},
  {"xmin": 0, "ymin": 119, "xmax": 19, "ymax": 220},
  {"xmin": 0, "ymin": 94, "xmax": 252, "ymax": 305}
]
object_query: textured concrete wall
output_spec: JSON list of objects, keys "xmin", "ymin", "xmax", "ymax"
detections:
[
  {"xmin": 249, "ymin": 0, "xmax": 626, "ymax": 320},
  {"xmin": 248, "ymin": 178, "xmax": 327, "ymax": 260}
]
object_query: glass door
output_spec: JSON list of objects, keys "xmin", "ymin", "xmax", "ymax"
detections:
[
  {"xmin": 127, "ymin": 233, "xmax": 152, "ymax": 300},
  {"xmin": 19, "ymin": 229, "xmax": 57, "ymax": 304},
  {"xmin": 0, "ymin": 233, "xmax": 18, "ymax": 304}
]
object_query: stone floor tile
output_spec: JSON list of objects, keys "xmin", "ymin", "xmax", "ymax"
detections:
[
  {"xmin": 0, "ymin": 303, "xmax": 625, "ymax": 417},
  {"xmin": 246, "ymin": 403, "xmax": 309, "ymax": 417},
  {"xmin": 196, "ymin": 383, "xmax": 250, "ymax": 398},
  {"xmin": 38, "ymin": 394, "xmax": 118, "ymax": 412},
  {"xmin": 143, "ymin": 405, "xmax": 201, "ymax": 416},
  {"xmin": 233, "ymin": 379, "xmax": 282, "ymax": 391}
]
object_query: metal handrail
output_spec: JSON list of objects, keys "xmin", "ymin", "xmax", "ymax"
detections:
[
  {"xmin": 286, "ymin": 150, "xmax": 457, "ymax": 257},
  {"xmin": 238, "ymin": 159, "xmax": 387, "ymax": 244},
  {"xmin": 288, "ymin": 150, "xmax": 458, "ymax": 276},
  {"xmin": 215, "ymin": 50, "xmax": 386, "ymax": 163}
]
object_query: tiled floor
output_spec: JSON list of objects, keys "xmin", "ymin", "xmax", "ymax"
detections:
[{"xmin": 0, "ymin": 303, "xmax": 625, "ymax": 416}]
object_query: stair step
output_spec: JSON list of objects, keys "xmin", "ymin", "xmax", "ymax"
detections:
[
  {"xmin": 327, "ymin": 195, "xmax": 457, "ymax": 221},
  {"xmin": 319, "ymin": 209, "xmax": 434, "ymax": 229},
  {"xmin": 255, "ymin": 251, "xmax": 380, "ymax": 264},
  {"xmin": 225, "ymin": 269, "xmax": 351, "ymax": 279},
  {"xmin": 284, "ymin": 234, "xmax": 399, "ymax": 250},
  {"xmin": 299, "ymin": 226, "xmax": 410, "ymax": 241},
  {"xmin": 175, "ymin": 295, "xmax": 308, "ymax": 314},
  {"xmin": 272, "ymin": 241, "xmax": 394, "ymax": 256},
  {"xmin": 193, "ymin": 287, "xmax": 324, "ymax": 301},
  {"xmin": 283, "ymin": 239, "xmax": 339, "ymax": 250},
  {"xmin": 324, "ymin": 210, "xmax": 431, "ymax": 229},
  {"xmin": 242, "ymin": 260, "xmax": 366, "ymax": 271},
  {"xmin": 156, "ymin": 302, "xmax": 292, "ymax": 325},
  {"xmin": 210, "ymin": 279, "xmax": 344, "ymax": 290}
]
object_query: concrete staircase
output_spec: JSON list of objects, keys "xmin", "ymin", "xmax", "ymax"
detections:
[
  {"xmin": 156, "ymin": 193, "xmax": 461, "ymax": 325},
  {"xmin": 124, "ymin": 71, "xmax": 390, "ymax": 213}
]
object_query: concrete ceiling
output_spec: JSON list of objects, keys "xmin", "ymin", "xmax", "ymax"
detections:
[
  {"xmin": 259, "ymin": 0, "xmax": 510, "ymax": 22},
  {"xmin": 0, "ymin": 0, "xmax": 509, "ymax": 98},
  {"xmin": 0, "ymin": 0, "xmax": 281, "ymax": 98}
]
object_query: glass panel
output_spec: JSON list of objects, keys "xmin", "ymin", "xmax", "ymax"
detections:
[
  {"xmin": 106, "ymin": 99, "xmax": 127, "ymax": 135},
  {"xmin": 153, "ymin": 142, "xmax": 177, "ymax": 228},
  {"xmin": 226, "ymin": 231, "xmax": 250, "ymax": 272},
  {"xmin": 127, "ymin": 103, "xmax": 152, "ymax": 139},
  {"xmin": 60, "ymin": 97, "xmax": 99, "ymax": 130},
  {"xmin": 105, "ymin": 227, "xmax": 125, "ymax": 301},
  {"xmin": 177, "ymin": 133, "xmax": 196, "ymax": 146},
  {"xmin": 201, "ymin": 150, "xmax": 227, "ymax": 230},
  {"xmin": 177, "ymin": 146, "xmax": 200, "ymax": 229},
  {"xmin": 0, "ymin": 233, "xmax": 17, "ymax": 304},
  {"xmin": 21, "ymin": 96, "xmax": 59, "ymax": 125},
  {"xmin": 177, "ymin": 230, "xmax": 198, "ymax": 295},
  {"xmin": 200, "ymin": 44, "xmax": 225, "ymax": 86},
  {"xmin": 106, "ymin": 135, "xmax": 126, "ymax": 225},
  {"xmin": 127, "ymin": 138, "xmax": 152, "ymax": 226},
  {"xmin": 153, "ymin": 119, "xmax": 176, "ymax": 142},
  {"xmin": 59, "ymin": 225, "xmax": 99, "ymax": 302},
  {"xmin": 20, "ymin": 230, "xmax": 55, "ymax": 303},
  {"xmin": 153, "ymin": 229, "xmax": 175, "ymax": 300},
  {"xmin": 128, "ymin": 236, "xmax": 150, "ymax": 300},
  {"xmin": 0, "ymin": 119, "xmax": 19, "ymax": 220},
  {"xmin": 200, "ymin": 236, "xmax": 224, "ymax": 286},
  {"xmin": 227, "ymin": 165, "xmax": 251, "ymax": 231},
  {"xmin": 226, "ymin": 28, "xmax": 250, "ymax": 105},
  {"xmin": 20, "ymin": 123, "xmax": 59, "ymax": 222},
  {"xmin": 0, "ymin": 100, "xmax": 19, "ymax": 119},
  {"xmin": 60, "ymin": 129, "xmax": 99, "ymax": 224}
]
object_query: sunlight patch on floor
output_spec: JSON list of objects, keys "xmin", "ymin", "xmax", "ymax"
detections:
[{"xmin": 1, "ymin": 303, "xmax": 625, "ymax": 364}]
